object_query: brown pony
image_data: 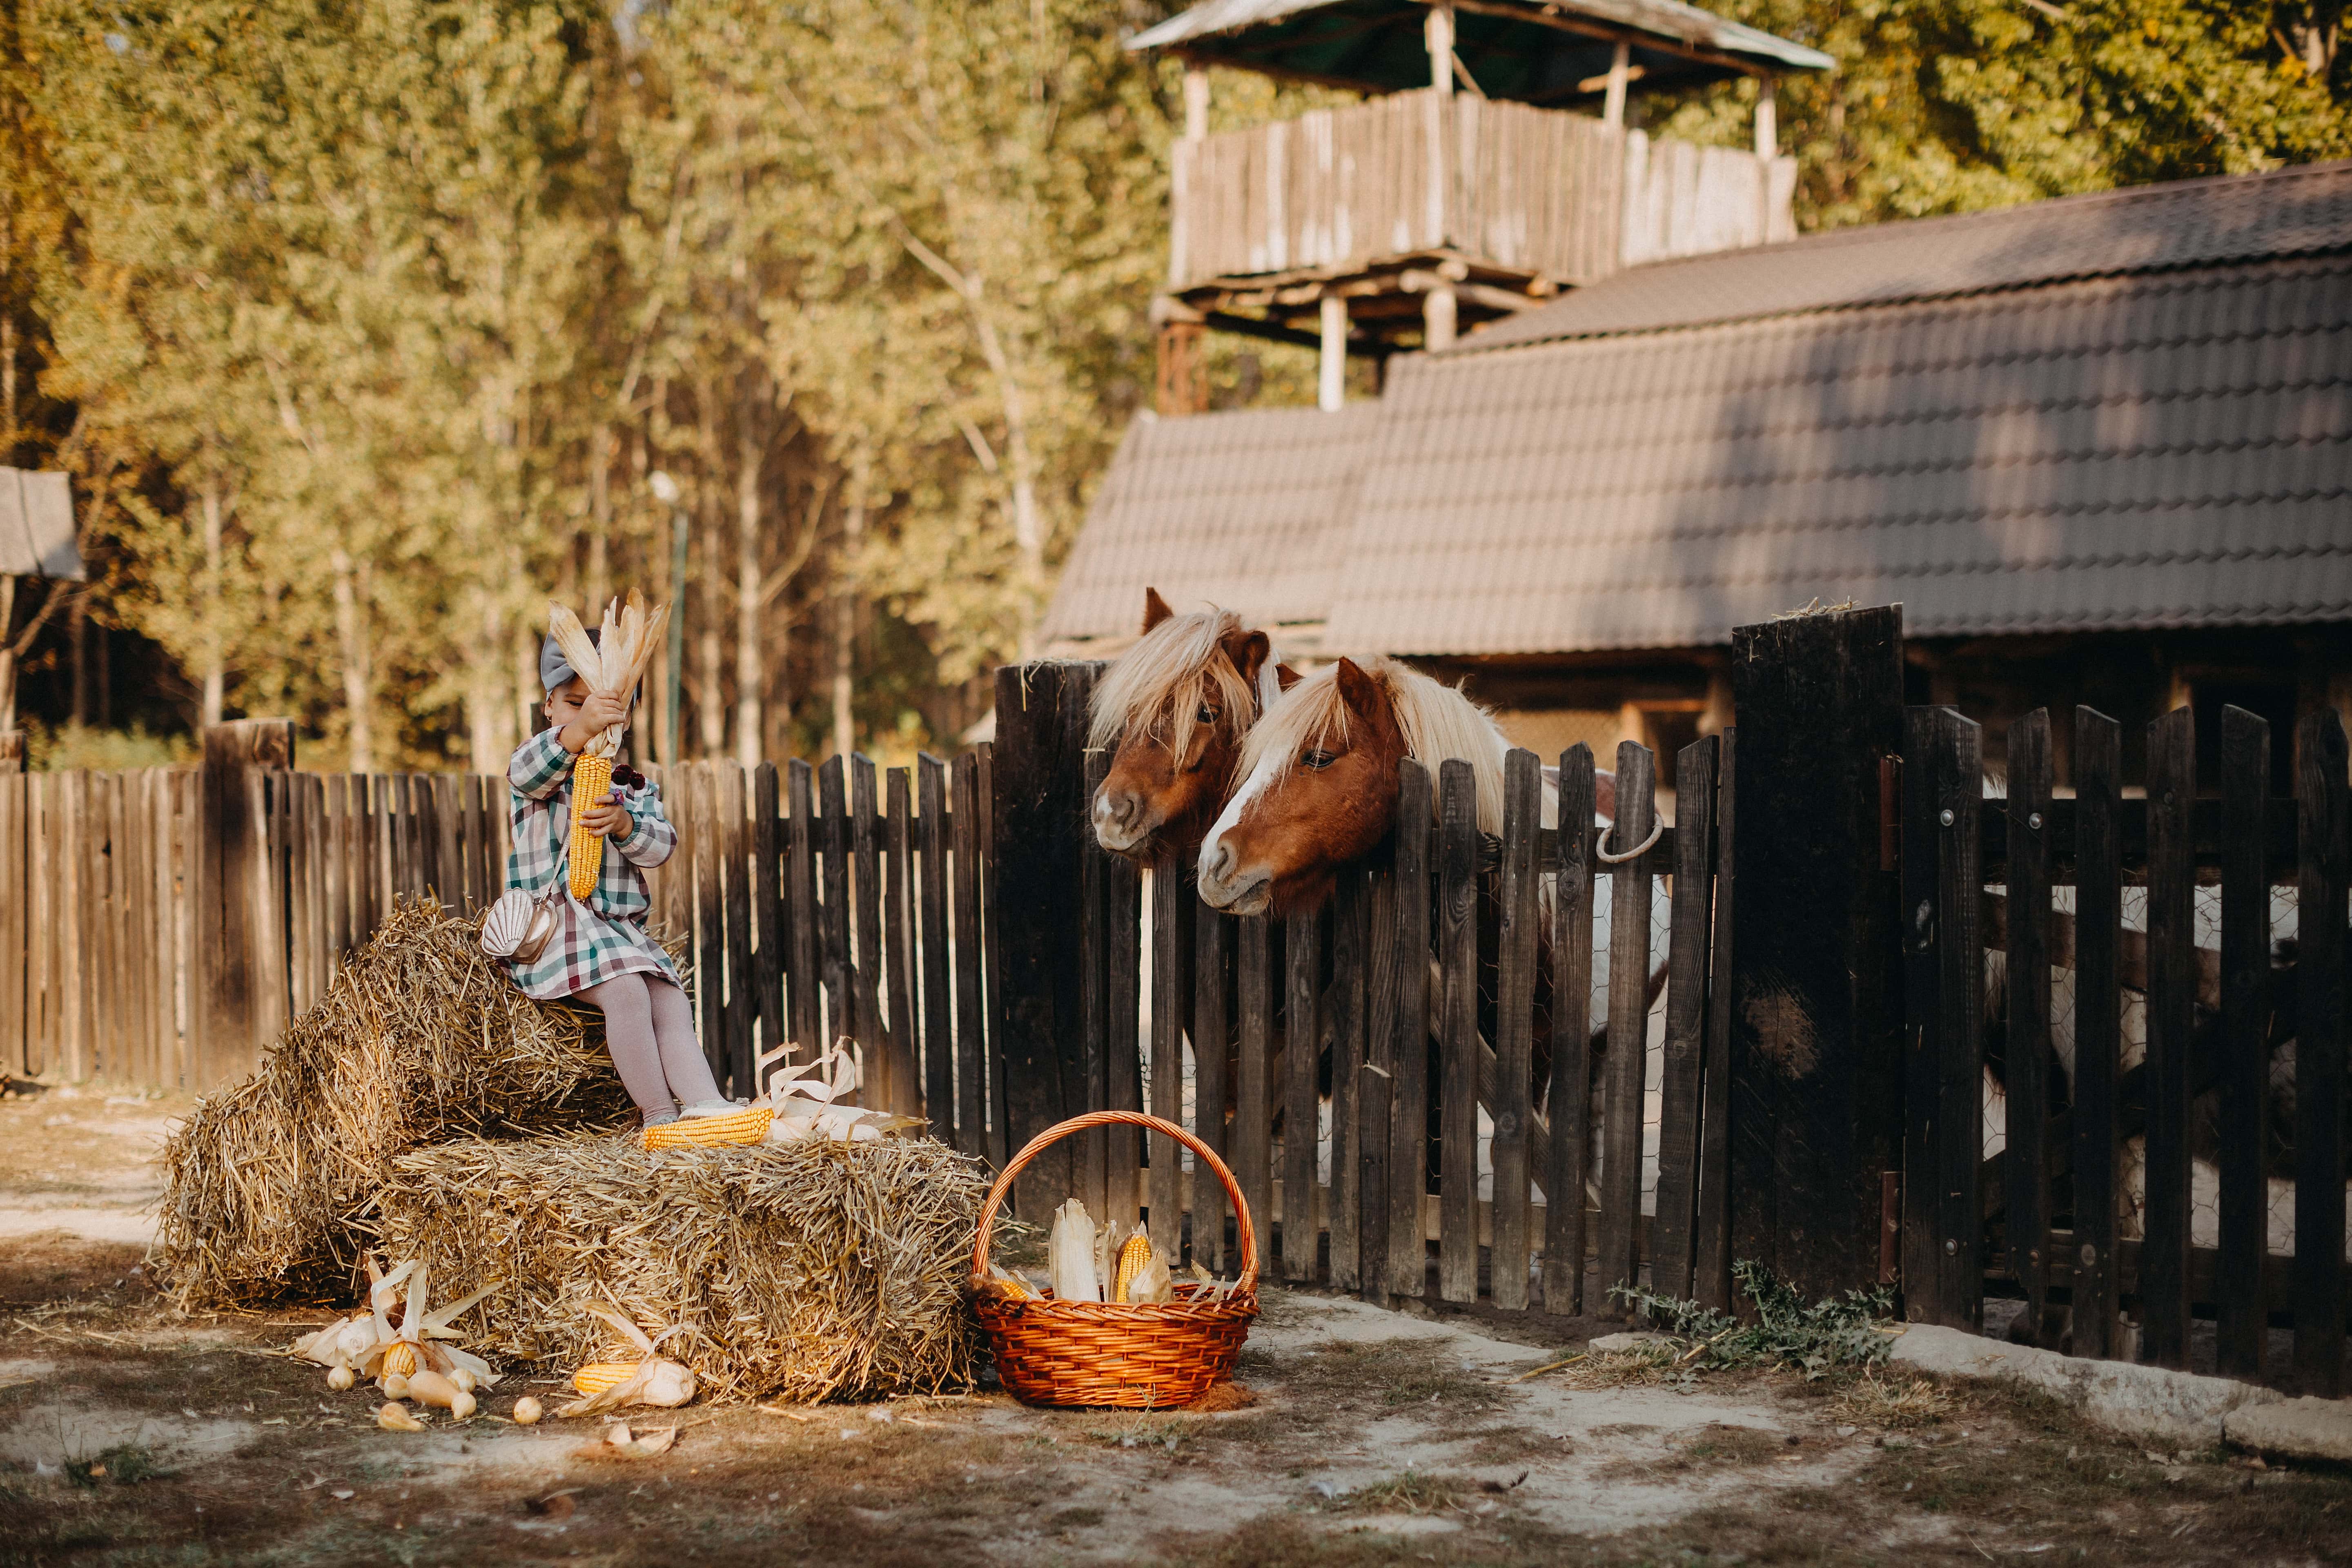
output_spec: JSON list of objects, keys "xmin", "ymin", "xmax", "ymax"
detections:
[{"xmin": 1089, "ymin": 587, "xmax": 1293, "ymax": 866}]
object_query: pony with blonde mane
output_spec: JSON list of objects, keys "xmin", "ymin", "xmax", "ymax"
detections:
[{"xmin": 1089, "ymin": 588, "xmax": 1292, "ymax": 864}]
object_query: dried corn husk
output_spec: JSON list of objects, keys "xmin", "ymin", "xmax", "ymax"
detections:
[
  {"xmin": 1048, "ymin": 1200, "xmax": 1100, "ymax": 1303},
  {"xmin": 1128, "ymin": 1245, "xmax": 1174, "ymax": 1305}
]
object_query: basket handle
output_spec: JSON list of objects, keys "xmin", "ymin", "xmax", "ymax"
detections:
[{"xmin": 971, "ymin": 1110, "xmax": 1258, "ymax": 1296}]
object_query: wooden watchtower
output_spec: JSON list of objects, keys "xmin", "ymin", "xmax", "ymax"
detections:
[{"xmin": 1129, "ymin": 0, "xmax": 1833, "ymax": 411}]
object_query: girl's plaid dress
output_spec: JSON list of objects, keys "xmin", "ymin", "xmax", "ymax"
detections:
[{"xmin": 499, "ymin": 726, "xmax": 682, "ymax": 1001}]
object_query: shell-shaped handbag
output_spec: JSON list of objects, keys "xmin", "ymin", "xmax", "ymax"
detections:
[{"xmin": 480, "ymin": 831, "xmax": 570, "ymax": 964}]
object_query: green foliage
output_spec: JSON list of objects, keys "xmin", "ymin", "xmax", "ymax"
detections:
[
  {"xmin": 1651, "ymin": 1, "xmax": 2352, "ymax": 229},
  {"xmin": 22, "ymin": 719, "xmax": 194, "ymax": 771},
  {"xmin": 1611, "ymin": 1260, "xmax": 1902, "ymax": 1379}
]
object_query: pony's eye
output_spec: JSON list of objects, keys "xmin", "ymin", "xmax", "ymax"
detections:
[
  {"xmin": 1301, "ymin": 748, "xmax": 1337, "ymax": 771},
  {"xmin": 1196, "ymin": 706, "xmax": 1216, "ymax": 725}
]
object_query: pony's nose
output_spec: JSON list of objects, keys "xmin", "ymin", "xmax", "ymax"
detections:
[
  {"xmin": 1203, "ymin": 839, "xmax": 1235, "ymax": 888},
  {"xmin": 1095, "ymin": 788, "xmax": 1137, "ymax": 830}
]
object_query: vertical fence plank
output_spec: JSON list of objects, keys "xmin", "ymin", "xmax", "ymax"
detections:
[
  {"xmin": 2217, "ymin": 704, "xmax": 2271, "ymax": 1380},
  {"xmin": 1490, "ymin": 749, "xmax": 1542, "ymax": 1310},
  {"xmin": 154, "ymin": 773, "xmax": 183, "ymax": 1085},
  {"xmin": 979, "ymin": 742, "xmax": 1011, "ymax": 1169},
  {"xmin": 61, "ymin": 770, "xmax": 89, "ymax": 1079},
  {"xmin": 1078, "ymin": 748, "xmax": 1110, "ymax": 1214},
  {"xmin": 1652, "ymin": 735, "xmax": 1718, "ymax": 1303},
  {"xmin": 2144, "ymin": 706, "xmax": 2196, "ymax": 1369},
  {"xmin": 1546, "ymin": 746, "xmax": 1598, "ymax": 1313},
  {"xmin": 1437, "ymin": 759, "xmax": 1480, "ymax": 1303},
  {"xmin": 28, "ymin": 774, "xmax": 52, "ymax": 1076},
  {"xmin": 0, "ymin": 772, "xmax": 22, "ymax": 1076},
  {"xmin": 433, "ymin": 774, "xmax": 461, "ymax": 911},
  {"xmin": 1359, "ymin": 863, "xmax": 1395, "ymax": 1301},
  {"xmin": 1599, "ymin": 742, "xmax": 1658, "ymax": 1310},
  {"xmin": 695, "ymin": 766, "xmax": 730, "ymax": 1082},
  {"xmin": 1107, "ymin": 821, "xmax": 1143, "ymax": 1230},
  {"xmin": 851, "ymin": 757, "xmax": 886, "ymax": 1102},
  {"xmin": 1236, "ymin": 913, "xmax": 1275, "ymax": 1272},
  {"xmin": 1149, "ymin": 862, "xmax": 1186, "ymax": 1255},
  {"xmin": 952, "ymin": 752, "xmax": 989, "ymax": 1159},
  {"xmin": 818, "ymin": 757, "xmax": 852, "ymax": 1057},
  {"xmin": 1283, "ymin": 905, "xmax": 1323, "ymax": 1283},
  {"xmin": 918, "ymin": 755, "xmax": 955, "ymax": 1145},
  {"xmin": 2004, "ymin": 710, "xmax": 2054, "ymax": 1347},
  {"xmin": 719, "ymin": 765, "xmax": 755, "ymax": 1099},
  {"xmin": 1196, "ymin": 899, "xmax": 1232, "ymax": 1272},
  {"xmin": 788, "ymin": 760, "xmax": 821, "ymax": 1061},
  {"xmin": 1693, "ymin": 730, "xmax": 1737, "ymax": 1312},
  {"xmin": 1328, "ymin": 864, "xmax": 1366, "ymax": 1292},
  {"xmin": 2294, "ymin": 709, "xmax": 2348, "ymax": 1396},
  {"xmin": 2071, "ymin": 709, "xmax": 2123, "ymax": 1360},
  {"xmin": 752, "ymin": 762, "xmax": 784, "ymax": 1087},
  {"xmin": 1934, "ymin": 711, "xmax": 1986, "ymax": 1330},
  {"xmin": 1390, "ymin": 760, "xmax": 1434, "ymax": 1301},
  {"xmin": 883, "ymin": 766, "xmax": 918, "ymax": 1116}
]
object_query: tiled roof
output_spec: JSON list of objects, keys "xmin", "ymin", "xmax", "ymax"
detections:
[
  {"xmin": 1041, "ymin": 403, "xmax": 1380, "ymax": 642},
  {"xmin": 1467, "ymin": 160, "xmax": 2352, "ymax": 348},
  {"xmin": 1325, "ymin": 255, "xmax": 2352, "ymax": 653},
  {"xmin": 1044, "ymin": 167, "xmax": 2352, "ymax": 656}
]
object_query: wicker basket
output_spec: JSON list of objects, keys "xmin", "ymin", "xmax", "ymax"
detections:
[{"xmin": 971, "ymin": 1110, "xmax": 1258, "ymax": 1409}]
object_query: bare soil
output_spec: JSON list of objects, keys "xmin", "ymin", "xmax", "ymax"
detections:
[{"xmin": 6, "ymin": 1086, "xmax": 2352, "ymax": 1565}]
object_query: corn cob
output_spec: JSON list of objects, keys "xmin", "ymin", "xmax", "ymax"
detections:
[
  {"xmin": 639, "ymin": 1105, "xmax": 773, "ymax": 1151},
  {"xmin": 571, "ymin": 1361, "xmax": 638, "ymax": 1397},
  {"xmin": 1112, "ymin": 1231, "xmax": 1154, "ymax": 1303},
  {"xmin": 380, "ymin": 1341, "xmax": 419, "ymax": 1377},
  {"xmin": 567, "ymin": 751, "xmax": 615, "ymax": 898}
]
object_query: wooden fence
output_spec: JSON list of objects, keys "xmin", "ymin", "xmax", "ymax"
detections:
[
  {"xmin": 0, "ymin": 735, "xmax": 1006, "ymax": 1162},
  {"xmin": 1057, "ymin": 731, "xmax": 1734, "ymax": 1316},
  {"xmin": 1167, "ymin": 88, "xmax": 1796, "ymax": 289},
  {"xmin": 1905, "ymin": 703, "xmax": 2350, "ymax": 1394}
]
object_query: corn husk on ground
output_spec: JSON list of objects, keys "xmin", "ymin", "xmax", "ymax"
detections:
[
  {"xmin": 376, "ymin": 1129, "xmax": 988, "ymax": 1404},
  {"xmin": 546, "ymin": 594, "xmax": 668, "ymax": 898},
  {"xmin": 155, "ymin": 902, "xmax": 637, "ymax": 1307},
  {"xmin": 556, "ymin": 1301, "xmax": 697, "ymax": 1417},
  {"xmin": 294, "ymin": 1256, "xmax": 501, "ymax": 1394}
]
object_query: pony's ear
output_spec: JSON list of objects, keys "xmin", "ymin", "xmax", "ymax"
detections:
[
  {"xmin": 1141, "ymin": 586, "xmax": 1175, "ymax": 633},
  {"xmin": 1333, "ymin": 658, "xmax": 1384, "ymax": 724},
  {"xmin": 1220, "ymin": 628, "xmax": 1271, "ymax": 692},
  {"xmin": 1275, "ymin": 664, "xmax": 1303, "ymax": 693}
]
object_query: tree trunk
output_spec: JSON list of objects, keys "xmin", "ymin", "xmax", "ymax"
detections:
[
  {"xmin": 735, "ymin": 415, "xmax": 763, "ymax": 769},
  {"xmin": 330, "ymin": 549, "xmax": 374, "ymax": 772},
  {"xmin": 200, "ymin": 467, "xmax": 226, "ymax": 726},
  {"xmin": 587, "ymin": 421, "xmax": 612, "ymax": 616},
  {"xmin": 699, "ymin": 498, "xmax": 726, "ymax": 760},
  {"xmin": 833, "ymin": 450, "xmax": 868, "ymax": 761},
  {"xmin": 0, "ymin": 575, "xmax": 16, "ymax": 733}
]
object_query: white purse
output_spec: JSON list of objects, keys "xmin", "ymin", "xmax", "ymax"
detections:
[{"xmin": 480, "ymin": 829, "xmax": 572, "ymax": 964}]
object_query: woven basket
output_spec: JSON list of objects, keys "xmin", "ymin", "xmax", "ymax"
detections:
[
  {"xmin": 971, "ymin": 1110, "xmax": 1258, "ymax": 1409},
  {"xmin": 641, "ymin": 1105, "xmax": 772, "ymax": 1150}
]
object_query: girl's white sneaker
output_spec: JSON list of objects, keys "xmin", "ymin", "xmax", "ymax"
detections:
[{"xmin": 679, "ymin": 1100, "xmax": 742, "ymax": 1120}]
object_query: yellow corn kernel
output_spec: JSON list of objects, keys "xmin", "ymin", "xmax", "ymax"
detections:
[
  {"xmin": 639, "ymin": 1105, "xmax": 774, "ymax": 1151},
  {"xmin": 1112, "ymin": 1232, "xmax": 1153, "ymax": 1303},
  {"xmin": 571, "ymin": 1360, "xmax": 638, "ymax": 1396},
  {"xmin": 568, "ymin": 752, "xmax": 614, "ymax": 898}
]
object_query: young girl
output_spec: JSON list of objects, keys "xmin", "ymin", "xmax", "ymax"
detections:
[{"xmin": 500, "ymin": 628, "xmax": 730, "ymax": 1131}]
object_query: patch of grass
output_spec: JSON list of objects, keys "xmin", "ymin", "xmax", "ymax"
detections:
[
  {"xmin": 1082, "ymin": 1412, "xmax": 1194, "ymax": 1454},
  {"xmin": 1327, "ymin": 1470, "xmax": 1474, "ymax": 1515},
  {"xmin": 1429, "ymin": 1423, "xmax": 1566, "ymax": 1465},
  {"xmin": 1824, "ymin": 1369, "xmax": 1952, "ymax": 1430},
  {"xmin": 1612, "ymin": 1260, "xmax": 1902, "ymax": 1381},
  {"xmin": 1672, "ymin": 1425, "xmax": 1789, "ymax": 1467},
  {"xmin": 1052, "ymin": 1505, "xmax": 1107, "ymax": 1529},
  {"xmin": 63, "ymin": 1442, "xmax": 170, "ymax": 1488},
  {"xmin": 1267, "ymin": 1336, "xmax": 1500, "ymax": 1416}
]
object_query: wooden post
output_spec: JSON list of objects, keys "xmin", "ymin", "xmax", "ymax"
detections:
[
  {"xmin": 1753, "ymin": 76, "xmax": 1777, "ymax": 157},
  {"xmin": 1183, "ymin": 64, "xmax": 1209, "ymax": 143},
  {"xmin": 990, "ymin": 660, "xmax": 1101, "ymax": 1216},
  {"xmin": 2216, "ymin": 705, "xmax": 2270, "ymax": 1380},
  {"xmin": 1544, "ymin": 747, "xmax": 1598, "ymax": 1314},
  {"xmin": 0, "ymin": 729, "xmax": 20, "ymax": 773},
  {"xmin": 2294, "ymin": 709, "xmax": 2348, "ymax": 1396},
  {"xmin": 2003, "ymin": 711, "xmax": 2054, "ymax": 1346},
  {"xmin": 195, "ymin": 720, "xmax": 295, "ymax": 1088},
  {"xmin": 1318, "ymin": 294, "xmax": 1348, "ymax": 412},
  {"xmin": 2069, "ymin": 709, "xmax": 2123, "ymax": 1360},
  {"xmin": 1422, "ymin": 285, "xmax": 1457, "ymax": 353},
  {"xmin": 1423, "ymin": 4, "xmax": 1453, "ymax": 247},
  {"xmin": 1602, "ymin": 41, "xmax": 1631, "ymax": 129},
  {"xmin": 2143, "ymin": 707, "xmax": 2196, "ymax": 1367},
  {"xmin": 1727, "ymin": 606, "xmax": 1906, "ymax": 1307}
]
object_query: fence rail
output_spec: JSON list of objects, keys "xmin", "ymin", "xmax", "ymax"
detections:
[
  {"xmin": 1, "ymin": 739, "xmax": 1004, "ymax": 1162},
  {"xmin": 1168, "ymin": 89, "xmax": 1795, "ymax": 289}
]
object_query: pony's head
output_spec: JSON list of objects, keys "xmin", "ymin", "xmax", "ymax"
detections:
[
  {"xmin": 1088, "ymin": 588, "xmax": 1278, "ymax": 864},
  {"xmin": 1196, "ymin": 656, "xmax": 1510, "ymax": 918}
]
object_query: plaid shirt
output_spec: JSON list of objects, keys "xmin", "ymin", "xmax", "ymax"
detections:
[{"xmin": 498, "ymin": 726, "xmax": 682, "ymax": 1001}]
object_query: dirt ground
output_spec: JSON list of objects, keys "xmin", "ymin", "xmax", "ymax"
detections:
[{"xmin": 7, "ymin": 1085, "xmax": 2352, "ymax": 1566}]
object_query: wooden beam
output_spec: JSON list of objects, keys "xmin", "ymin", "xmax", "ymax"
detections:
[{"xmin": 1428, "ymin": 0, "xmax": 1776, "ymax": 80}]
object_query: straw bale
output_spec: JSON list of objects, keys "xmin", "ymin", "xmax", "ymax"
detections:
[
  {"xmin": 377, "ymin": 1131, "xmax": 989, "ymax": 1403},
  {"xmin": 154, "ymin": 900, "xmax": 636, "ymax": 1307}
]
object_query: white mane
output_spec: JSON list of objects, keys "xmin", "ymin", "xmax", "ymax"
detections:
[
  {"xmin": 1087, "ymin": 605, "xmax": 1258, "ymax": 760},
  {"xmin": 1234, "ymin": 657, "xmax": 1534, "ymax": 834}
]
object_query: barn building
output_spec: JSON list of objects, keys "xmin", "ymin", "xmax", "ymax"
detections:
[{"xmin": 1044, "ymin": 158, "xmax": 2352, "ymax": 797}]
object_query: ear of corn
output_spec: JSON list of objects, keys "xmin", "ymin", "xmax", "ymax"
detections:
[
  {"xmin": 381, "ymin": 1341, "xmax": 418, "ymax": 1377},
  {"xmin": 572, "ymin": 1360, "xmax": 639, "ymax": 1396},
  {"xmin": 640, "ymin": 1105, "xmax": 773, "ymax": 1150},
  {"xmin": 1112, "ymin": 1231, "xmax": 1154, "ymax": 1304},
  {"xmin": 567, "ymin": 751, "xmax": 615, "ymax": 898}
]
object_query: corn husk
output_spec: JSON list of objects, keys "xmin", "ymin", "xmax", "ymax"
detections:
[
  {"xmin": 1047, "ymin": 1200, "xmax": 1101, "ymax": 1303},
  {"xmin": 1128, "ymin": 1245, "xmax": 1174, "ymax": 1305},
  {"xmin": 155, "ymin": 902, "xmax": 642, "ymax": 1307},
  {"xmin": 376, "ymin": 1130, "xmax": 987, "ymax": 1404},
  {"xmin": 547, "ymin": 592, "xmax": 669, "ymax": 762}
]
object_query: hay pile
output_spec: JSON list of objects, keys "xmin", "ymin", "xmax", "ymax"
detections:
[
  {"xmin": 155, "ymin": 901, "xmax": 635, "ymax": 1307},
  {"xmin": 376, "ymin": 1133, "xmax": 990, "ymax": 1403}
]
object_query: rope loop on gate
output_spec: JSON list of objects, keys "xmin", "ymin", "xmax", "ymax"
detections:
[{"xmin": 1595, "ymin": 818, "xmax": 1665, "ymax": 865}]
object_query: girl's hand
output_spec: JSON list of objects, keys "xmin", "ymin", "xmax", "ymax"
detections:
[
  {"xmin": 558, "ymin": 690, "xmax": 631, "ymax": 754},
  {"xmin": 577, "ymin": 788, "xmax": 634, "ymax": 842}
]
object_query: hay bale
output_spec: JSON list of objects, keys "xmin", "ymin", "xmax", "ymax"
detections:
[
  {"xmin": 154, "ymin": 901, "xmax": 635, "ymax": 1307},
  {"xmin": 377, "ymin": 1132, "xmax": 989, "ymax": 1403}
]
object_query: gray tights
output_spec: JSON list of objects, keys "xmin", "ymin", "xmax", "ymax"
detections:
[{"xmin": 584, "ymin": 973, "xmax": 722, "ymax": 1122}]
